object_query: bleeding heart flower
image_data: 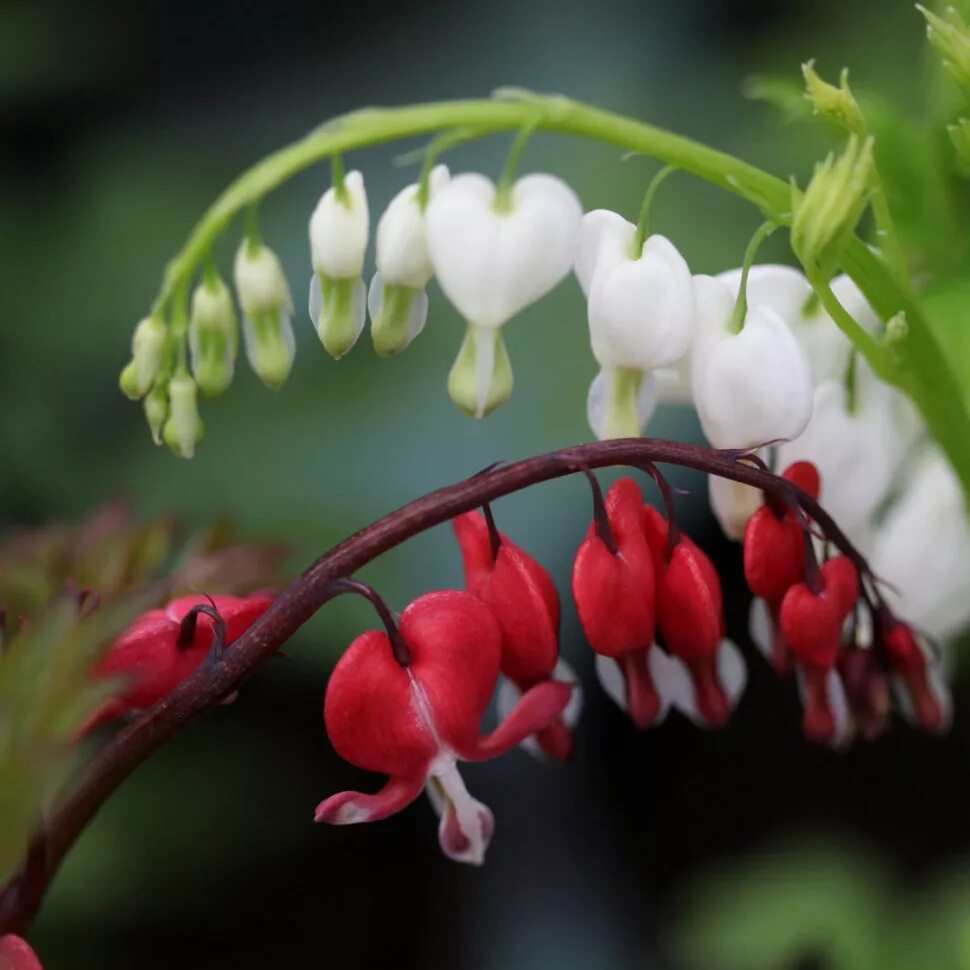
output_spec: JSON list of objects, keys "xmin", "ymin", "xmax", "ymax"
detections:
[
  {"xmin": 0, "ymin": 936, "xmax": 43, "ymax": 970},
  {"xmin": 879, "ymin": 620, "xmax": 950, "ymax": 734},
  {"xmin": 571, "ymin": 478, "xmax": 663, "ymax": 728},
  {"xmin": 315, "ymin": 591, "xmax": 571, "ymax": 865},
  {"xmin": 779, "ymin": 556, "xmax": 859, "ymax": 743},
  {"xmin": 426, "ymin": 173, "xmax": 581, "ymax": 418},
  {"xmin": 452, "ymin": 510, "xmax": 581, "ymax": 760},
  {"xmin": 641, "ymin": 506, "xmax": 747, "ymax": 728},
  {"xmin": 86, "ymin": 592, "xmax": 273, "ymax": 731},
  {"xmin": 691, "ymin": 274, "xmax": 814, "ymax": 449}
]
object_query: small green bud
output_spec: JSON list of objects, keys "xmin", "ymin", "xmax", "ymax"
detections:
[
  {"xmin": 120, "ymin": 316, "xmax": 168, "ymax": 400},
  {"xmin": 162, "ymin": 374, "xmax": 204, "ymax": 459},
  {"xmin": 309, "ymin": 274, "xmax": 366, "ymax": 359},
  {"xmin": 447, "ymin": 324, "xmax": 513, "ymax": 419},
  {"xmin": 948, "ymin": 117, "xmax": 970, "ymax": 167},
  {"xmin": 791, "ymin": 135, "xmax": 874, "ymax": 278},
  {"xmin": 143, "ymin": 381, "xmax": 169, "ymax": 446},
  {"xmin": 801, "ymin": 61, "xmax": 865, "ymax": 134},
  {"xmin": 918, "ymin": 4, "xmax": 970, "ymax": 93},
  {"xmin": 886, "ymin": 311, "xmax": 908, "ymax": 343},
  {"xmin": 370, "ymin": 281, "xmax": 427, "ymax": 357},
  {"xmin": 189, "ymin": 276, "xmax": 238, "ymax": 397}
]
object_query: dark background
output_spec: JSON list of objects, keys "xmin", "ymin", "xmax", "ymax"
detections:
[{"xmin": 2, "ymin": 1, "xmax": 964, "ymax": 967}]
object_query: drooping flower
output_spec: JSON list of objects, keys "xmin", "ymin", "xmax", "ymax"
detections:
[
  {"xmin": 308, "ymin": 170, "xmax": 369, "ymax": 358},
  {"xmin": 233, "ymin": 241, "xmax": 296, "ymax": 389},
  {"xmin": 368, "ymin": 165, "xmax": 449, "ymax": 356},
  {"xmin": 0, "ymin": 935, "xmax": 43, "ymax": 970},
  {"xmin": 878, "ymin": 618, "xmax": 950, "ymax": 734},
  {"xmin": 779, "ymin": 556, "xmax": 859, "ymax": 743},
  {"xmin": 161, "ymin": 373, "xmax": 203, "ymax": 460},
  {"xmin": 576, "ymin": 210, "xmax": 694, "ymax": 439},
  {"xmin": 85, "ymin": 592, "xmax": 273, "ymax": 731},
  {"xmin": 691, "ymin": 274, "xmax": 814, "ymax": 449},
  {"xmin": 315, "ymin": 591, "xmax": 571, "ymax": 865},
  {"xmin": 453, "ymin": 509, "xmax": 581, "ymax": 760},
  {"xmin": 571, "ymin": 478, "xmax": 667, "ymax": 728},
  {"xmin": 189, "ymin": 274, "xmax": 238, "ymax": 398},
  {"xmin": 641, "ymin": 504, "xmax": 747, "ymax": 728},
  {"xmin": 426, "ymin": 173, "xmax": 582, "ymax": 417},
  {"xmin": 119, "ymin": 316, "xmax": 168, "ymax": 400}
]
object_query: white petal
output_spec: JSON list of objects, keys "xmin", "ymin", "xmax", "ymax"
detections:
[
  {"xmin": 308, "ymin": 273, "xmax": 321, "ymax": 326},
  {"xmin": 586, "ymin": 368, "xmax": 658, "ymax": 440},
  {"xmin": 588, "ymin": 234, "xmax": 695, "ymax": 372},
  {"xmin": 426, "ymin": 173, "xmax": 582, "ymax": 328},
  {"xmin": 708, "ymin": 473, "xmax": 763, "ymax": 541},
  {"xmin": 574, "ymin": 209, "xmax": 636, "ymax": 297},
  {"xmin": 795, "ymin": 667, "xmax": 851, "ymax": 748},
  {"xmin": 428, "ymin": 761, "xmax": 494, "ymax": 866},
  {"xmin": 692, "ymin": 303, "xmax": 814, "ymax": 449},
  {"xmin": 309, "ymin": 170, "xmax": 369, "ymax": 279},
  {"xmin": 234, "ymin": 242, "xmax": 293, "ymax": 315},
  {"xmin": 748, "ymin": 597, "xmax": 773, "ymax": 660},
  {"xmin": 668, "ymin": 640, "xmax": 747, "ymax": 728},
  {"xmin": 595, "ymin": 651, "xmax": 675, "ymax": 726}
]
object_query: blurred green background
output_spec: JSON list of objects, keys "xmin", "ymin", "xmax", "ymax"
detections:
[{"xmin": 2, "ymin": 1, "xmax": 968, "ymax": 967}]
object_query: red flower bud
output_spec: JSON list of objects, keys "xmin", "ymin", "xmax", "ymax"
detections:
[
  {"xmin": 641, "ymin": 506, "xmax": 742, "ymax": 729},
  {"xmin": 453, "ymin": 511, "xmax": 577, "ymax": 760},
  {"xmin": 0, "ymin": 936, "xmax": 43, "ymax": 970},
  {"xmin": 87, "ymin": 592, "xmax": 273, "ymax": 731},
  {"xmin": 572, "ymin": 478, "xmax": 661, "ymax": 727},
  {"xmin": 316, "ymin": 590, "xmax": 572, "ymax": 865},
  {"xmin": 881, "ymin": 622, "xmax": 949, "ymax": 734}
]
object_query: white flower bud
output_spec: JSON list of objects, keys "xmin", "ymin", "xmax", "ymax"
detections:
[
  {"xmin": 447, "ymin": 324, "xmax": 513, "ymax": 419},
  {"xmin": 189, "ymin": 276, "xmax": 238, "ymax": 398},
  {"xmin": 426, "ymin": 173, "xmax": 582, "ymax": 329},
  {"xmin": 162, "ymin": 374, "xmax": 203, "ymax": 459},
  {"xmin": 871, "ymin": 447, "xmax": 970, "ymax": 640},
  {"xmin": 309, "ymin": 170, "xmax": 369, "ymax": 280},
  {"xmin": 120, "ymin": 316, "xmax": 168, "ymax": 399},
  {"xmin": 233, "ymin": 242, "xmax": 295, "ymax": 390},
  {"xmin": 708, "ymin": 473, "xmax": 764, "ymax": 541},
  {"xmin": 574, "ymin": 209, "xmax": 636, "ymax": 298},
  {"xmin": 587, "ymin": 230, "xmax": 694, "ymax": 372},
  {"xmin": 691, "ymin": 274, "xmax": 813, "ymax": 449}
]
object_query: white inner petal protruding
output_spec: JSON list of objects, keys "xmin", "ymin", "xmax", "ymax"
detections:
[
  {"xmin": 594, "ymin": 651, "xmax": 675, "ymax": 726},
  {"xmin": 748, "ymin": 597, "xmax": 772, "ymax": 660},
  {"xmin": 473, "ymin": 323, "xmax": 496, "ymax": 420},
  {"xmin": 367, "ymin": 273, "xmax": 429, "ymax": 350},
  {"xmin": 586, "ymin": 368, "xmax": 658, "ymax": 440},
  {"xmin": 665, "ymin": 640, "xmax": 747, "ymax": 728},
  {"xmin": 429, "ymin": 759, "xmax": 493, "ymax": 866},
  {"xmin": 794, "ymin": 666, "xmax": 851, "ymax": 748},
  {"xmin": 308, "ymin": 273, "xmax": 322, "ymax": 326}
]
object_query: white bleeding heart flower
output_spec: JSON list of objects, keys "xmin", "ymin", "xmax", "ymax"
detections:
[
  {"xmin": 870, "ymin": 447, "xmax": 970, "ymax": 640},
  {"xmin": 691, "ymin": 274, "xmax": 813, "ymax": 449},
  {"xmin": 708, "ymin": 471, "xmax": 764, "ymax": 541},
  {"xmin": 586, "ymin": 367, "xmax": 658, "ymax": 440},
  {"xmin": 308, "ymin": 170, "xmax": 369, "ymax": 359},
  {"xmin": 577, "ymin": 211, "xmax": 694, "ymax": 438},
  {"xmin": 776, "ymin": 375, "xmax": 905, "ymax": 540},
  {"xmin": 233, "ymin": 241, "xmax": 296, "ymax": 390},
  {"xmin": 368, "ymin": 165, "xmax": 449, "ymax": 356},
  {"xmin": 426, "ymin": 173, "xmax": 582, "ymax": 417}
]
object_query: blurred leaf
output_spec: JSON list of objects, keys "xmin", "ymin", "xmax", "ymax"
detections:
[{"xmin": 920, "ymin": 277, "xmax": 970, "ymax": 410}]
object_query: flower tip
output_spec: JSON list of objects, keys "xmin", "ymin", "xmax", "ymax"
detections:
[{"xmin": 314, "ymin": 793, "xmax": 368, "ymax": 825}]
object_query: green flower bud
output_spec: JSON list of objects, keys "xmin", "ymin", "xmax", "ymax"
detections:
[
  {"xmin": 120, "ymin": 316, "xmax": 168, "ymax": 400},
  {"xmin": 447, "ymin": 324, "xmax": 513, "ymax": 419},
  {"xmin": 189, "ymin": 276, "xmax": 238, "ymax": 398},
  {"xmin": 948, "ymin": 117, "xmax": 970, "ymax": 168},
  {"xmin": 368, "ymin": 279, "xmax": 427, "ymax": 357},
  {"xmin": 162, "ymin": 374, "xmax": 204, "ymax": 459},
  {"xmin": 309, "ymin": 273, "xmax": 366, "ymax": 359},
  {"xmin": 919, "ymin": 4, "xmax": 970, "ymax": 94},
  {"xmin": 791, "ymin": 135, "xmax": 873, "ymax": 278},
  {"xmin": 801, "ymin": 61, "xmax": 865, "ymax": 135},
  {"xmin": 143, "ymin": 381, "xmax": 169, "ymax": 446}
]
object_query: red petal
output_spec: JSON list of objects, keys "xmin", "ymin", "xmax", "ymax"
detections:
[
  {"xmin": 617, "ymin": 650, "xmax": 662, "ymax": 728},
  {"xmin": 452, "ymin": 511, "xmax": 494, "ymax": 598},
  {"xmin": 782, "ymin": 460, "xmax": 821, "ymax": 501},
  {"xmin": 314, "ymin": 771, "xmax": 426, "ymax": 824},
  {"xmin": 0, "ymin": 936, "xmax": 43, "ymax": 970},
  {"xmin": 779, "ymin": 583, "xmax": 842, "ymax": 668},
  {"xmin": 657, "ymin": 543, "xmax": 723, "ymax": 660},
  {"xmin": 743, "ymin": 506, "xmax": 804, "ymax": 603}
]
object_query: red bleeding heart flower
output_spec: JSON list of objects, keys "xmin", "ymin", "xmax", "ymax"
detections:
[
  {"xmin": 86, "ymin": 592, "xmax": 273, "ymax": 731},
  {"xmin": 880, "ymin": 620, "xmax": 949, "ymax": 734},
  {"xmin": 641, "ymin": 505, "xmax": 746, "ymax": 729},
  {"xmin": 315, "ymin": 590, "xmax": 571, "ymax": 865},
  {"xmin": 453, "ymin": 510, "xmax": 580, "ymax": 760},
  {"xmin": 0, "ymin": 936, "xmax": 43, "ymax": 970},
  {"xmin": 571, "ymin": 477, "xmax": 663, "ymax": 728},
  {"xmin": 779, "ymin": 555, "xmax": 859, "ymax": 742},
  {"xmin": 744, "ymin": 460, "xmax": 820, "ymax": 675}
]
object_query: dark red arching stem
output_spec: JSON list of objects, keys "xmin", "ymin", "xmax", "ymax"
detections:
[
  {"xmin": 326, "ymin": 578, "xmax": 411, "ymax": 667},
  {"xmin": 177, "ymin": 600, "xmax": 227, "ymax": 656},
  {"xmin": 0, "ymin": 437, "xmax": 886, "ymax": 934},
  {"xmin": 801, "ymin": 530, "xmax": 824, "ymax": 596},
  {"xmin": 481, "ymin": 502, "xmax": 502, "ymax": 563},
  {"xmin": 639, "ymin": 463, "xmax": 681, "ymax": 559}
]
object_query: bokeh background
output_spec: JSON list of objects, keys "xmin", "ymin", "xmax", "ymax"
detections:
[{"xmin": 2, "ymin": 1, "xmax": 968, "ymax": 967}]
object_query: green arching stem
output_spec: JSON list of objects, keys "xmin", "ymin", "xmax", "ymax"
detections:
[
  {"xmin": 729, "ymin": 220, "xmax": 777, "ymax": 333},
  {"xmin": 868, "ymin": 170, "xmax": 909, "ymax": 289},
  {"xmin": 244, "ymin": 205, "xmax": 261, "ymax": 255},
  {"xmin": 170, "ymin": 277, "xmax": 191, "ymax": 375},
  {"xmin": 415, "ymin": 126, "xmax": 484, "ymax": 209},
  {"xmin": 631, "ymin": 164, "xmax": 677, "ymax": 255},
  {"xmin": 331, "ymin": 153, "xmax": 348, "ymax": 205},
  {"xmin": 143, "ymin": 93, "xmax": 970, "ymax": 499}
]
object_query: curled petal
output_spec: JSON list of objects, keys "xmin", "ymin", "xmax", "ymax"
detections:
[
  {"xmin": 314, "ymin": 771, "xmax": 426, "ymax": 825},
  {"xmin": 463, "ymin": 681, "xmax": 572, "ymax": 760}
]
